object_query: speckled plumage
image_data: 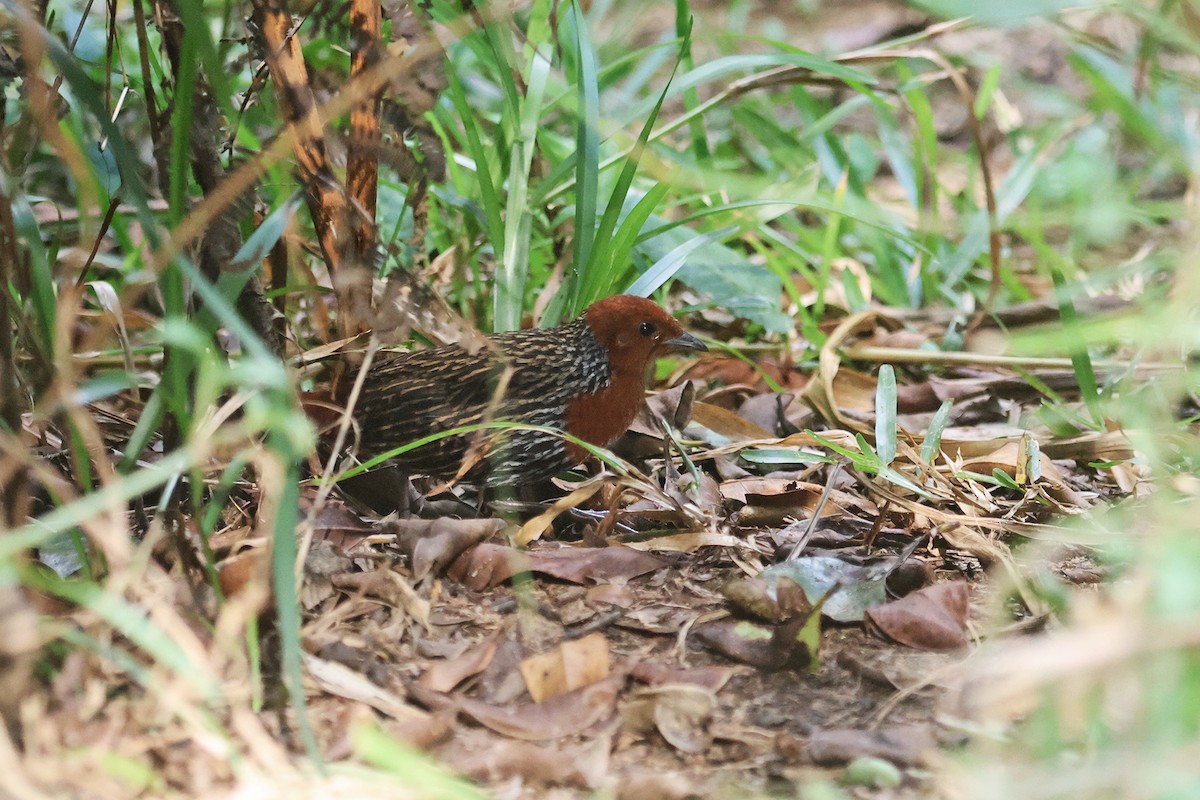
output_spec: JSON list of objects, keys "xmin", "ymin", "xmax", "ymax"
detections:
[{"xmin": 355, "ymin": 296, "xmax": 705, "ymax": 486}]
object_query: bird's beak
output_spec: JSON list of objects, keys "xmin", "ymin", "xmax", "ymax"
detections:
[{"xmin": 664, "ymin": 332, "xmax": 707, "ymax": 352}]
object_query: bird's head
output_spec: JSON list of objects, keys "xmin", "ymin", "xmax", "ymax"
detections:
[{"xmin": 582, "ymin": 295, "xmax": 707, "ymax": 377}]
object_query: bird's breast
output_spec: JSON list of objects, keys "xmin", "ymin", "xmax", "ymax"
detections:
[{"xmin": 561, "ymin": 369, "xmax": 646, "ymax": 460}]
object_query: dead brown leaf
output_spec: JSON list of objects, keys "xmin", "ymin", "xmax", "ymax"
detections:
[
  {"xmin": 449, "ymin": 543, "xmax": 666, "ymax": 590},
  {"xmin": 807, "ymin": 725, "xmax": 936, "ymax": 766},
  {"xmin": 865, "ymin": 581, "xmax": 971, "ymax": 651},
  {"xmin": 693, "ymin": 616, "xmax": 814, "ymax": 670},
  {"xmin": 387, "ymin": 516, "xmax": 505, "ymax": 580},
  {"xmin": 332, "ymin": 568, "xmax": 430, "ymax": 629},
  {"xmin": 456, "ymin": 671, "xmax": 625, "ymax": 741},
  {"xmin": 722, "ymin": 570, "xmax": 814, "ymax": 622},
  {"xmin": 630, "ymin": 662, "xmax": 738, "ymax": 692},
  {"xmin": 625, "ymin": 684, "xmax": 716, "ymax": 754},
  {"xmin": 690, "ymin": 401, "xmax": 775, "ymax": 443},
  {"xmin": 435, "ymin": 728, "xmax": 610, "ymax": 788},
  {"xmin": 519, "ymin": 632, "xmax": 611, "ymax": 703},
  {"xmin": 419, "ymin": 634, "xmax": 500, "ymax": 693}
]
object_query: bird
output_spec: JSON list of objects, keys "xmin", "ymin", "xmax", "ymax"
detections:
[{"xmin": 352, "ymin": 295, "xmax": 707, "ymax": 487}]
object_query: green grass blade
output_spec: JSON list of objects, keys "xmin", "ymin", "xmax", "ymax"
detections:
[
  {"xmin": 920, "ymin": 400, "xmax": 954, "ymax": 465},
  {"xmin": 1050, "ymin": 265, "xmax": 1104, "ymax": 428},
  {"xmin": 602, "ymin": 183, "xmax": 671, "ymax": 293},
  {"xmin": 674, "ymin": 1, "xmax": 707, "ymax": 159},
  {"xmin": 875, "ymin": 364, "xmax": 897, "ymax": 466},
  {"xmin": 625, "ymin": 225, "xmax": 737, "ymax": 297},
  {"xmin": 444, "ymin": 70, "xmax": 505, "ymax": 255},
  {"xmin": 269, "ymin": 458, "xmax": 322, "ymax": 765},
  {"xmin": 579, "ymin": 21, "xmax": 691, "ymax": 307},
  {"xmin": 568, "ymin": 1, "xmax": 601, "ymax": 313}
]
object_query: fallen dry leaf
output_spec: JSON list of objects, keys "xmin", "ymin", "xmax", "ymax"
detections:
[
  {"xmin": 616, "ymin": 381, "xmax": 698, "ymax": 459},
  {"xmin": 722, "ymin": 569, "xmax": 814, "ymax": 622},
  {"xmin": 630, "ymin": 662, "xmax": 737, "ymax": 692},
  {"xmin": 693, "ymin": 616, "xmax": 816, "ymax": 670},
  {"xmin": 807, "ymin": 725, "xmax": 935, "ymax": 767},
  {"xmin": 419, "ymin": 634, "xmax": 500, "ymax": 693},
  {"xmin": 736, "ymin": 391, "xmax": 797, "ymax": 437},
  {"xmin": 619, "ymin": 530, "xmax": 742, "ymax": 553},
  {"xmin": 456, "ymin": 672, "xmax": 625, "ymax": 741},
  {"xmin": 625, "ymin": 684, "xmax": 716, "ymax": 754},
  {"xmin": 865, "ymin": 581, "xmax": 971, "ymax": 651},
  {"xmin": 515, "ymin": 484, "xmax": 604, "ymax": 545},
  {"xmin": 519, "ymin": 632, "xmax": 611, "ymax": 703},
  {"xmin": 303, "ymin": 653, "xmax": 428, "ymax": 726},
  {"xmin": 435, "ymin": 727, "xmax": 610, "ymax": 788},
  {"xmin": 448, "ymin": 543, "xmax": 531, "ymax": 590},
  {"xmin": 331, "ymin": 568, "xmax": 430, "ymax": 629},
  {"xmin": 759, "ymin": 556, "xmax": 890, "ymax": 623},
  {"xmin": 585, "ymin": 583, "xmax": 638, "ymax": 608},
  {"xmin": 690, "ymin": 401, "xmax": 775, "ymax": 443},
  {"xmin": 388, "ymin": 516, "xmax": 506, "ymax": 580},
  {"xmin": 449, "ymin": 543, "xmax": 666, "ymax": 589},
  {"xmin": 304, "ymin": 497, "xmax": 376, "ymax": 549}
]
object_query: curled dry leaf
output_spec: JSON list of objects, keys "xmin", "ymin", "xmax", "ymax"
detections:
[
  {"xmin": 449, "ymin": 543, "xmax": 530, "ymax": 591},
  {"xmin": 719, "ymin": 478, "xmax": 862, "ymax": 516},
  {"xmin": 758, "ymin": 557, "xmax": 890, "ymax": 623},
  {"xmin": 630, "ymin": 661, "xmax": 737, "ymax": 693},
  {"xmin": 301, "ymin": 539, "xmax": 355, "ymax": 610},
  {"xmin": 938, "ymin": 427, "xmax": 1133, "ymax": 462},
  {"xmin": 842, "ymin": 649, "xmax": 963, "ymax": 691},
  {"xmin": 862, "ymin": 327, "xmax": 931, "ymax": 350},
  {"xmin": 618, "ymin": 605, "xmax": 702, "ymax": 635},
  {"xmin": 332, "ymin": 568, "xmax": 430, "ymax": 630},
  {"xmin": 616, "ymin": 381, "xmax": 697, "ymax": 459},
  {"xmin": 530, "ymin": 544, "xmax": 672, "ymax": 582},
  {"xmin": 625, "ymin": 684, "xmax": 716, "ymax": 754},
  {"xmin": 804, "ymin": 310, "xmax": 904, "ymax": 433},
  {"xmin": 694, "ymin": 613, "xmax": 819, "ymax": 671},
  {"xmin": 619, "ymin": 530, "xmax": 743, "ymax": 554},
  {"xmin": 518, "ymin": 632, "xmax": 611, "ymax": 703},
  {"xmin": 826, "ymin": 367, "xmax": 880, "ymax": 414},
  {"xmin": 865, "ymin": 581, "xmax": 970, "ymax": 651},
  {"xmin": 895, "ymin": 380, "xmax": 942, "ymax": 414},
  {"xmin": 303, "ymin": 653, "xmax": 427, "ymax": 726},
  {"xmin": 586, "ymin": 583, "xmax": 637, "ymax": 608},
  {"xmin": 386, "ymin": 516, "xmax": 506, "ymax": 580},
  {"xmin": 304, "ymin": 497, "xmax": 376, "ymax": 549},
  {"xmin": 436, "ymin": 728, "xmax": 609, "ymax": 789},
  {"xmin": 689, "ymin": 401, "xmax": 775, "ymax": 445},
  {"xmin": 737, "ymin": 391, "xmax": 796, "ymax": 437},
  {"xmin": 419, "ymin": 634, "xmax": 500, "ymax": 693},
  {"xmin": 961, "ymin": 440, "xmax": 1066, "ymax": 484},
  {"xmin": 474, "ymin": 637, "xmax": 529, "ymax": 706},
  {"xmin": 807, "ymin": 725, "xmax": 936, "ymax": 767},
  {"xmin": 217, "ymin": 547, "xmax": 270, "ymax": 603},
  {"xmin": 456, "ymin": 671, "xmax": 625, "ymax": 741},
  {"xmin": 305, "ymin": 539, "xmax": 354, "ymax": 577},
  {"xmin": 722, "ymin": 570, "xmax": 814, "ymax": 622},
  {"xmin": 449, "ymin": 543, "xmax": 666, "ymax": 590},
  {"xmin": 515, "ymin": 484, "xmax": 604, "ymax": 546}
]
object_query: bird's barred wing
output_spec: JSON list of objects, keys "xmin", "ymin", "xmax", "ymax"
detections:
[
  {"xmin": 356, "ymin": 323, "xmax": 611, "ymax": 479},
  {"xmin": 485, "ymin": 323, "xmax": 613, "ymax": 414},
  {"xmin": 359, "ymin": 347, "xmax": 494, "ymax": 439}
]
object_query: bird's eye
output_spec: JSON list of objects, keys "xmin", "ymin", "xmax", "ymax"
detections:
[{"xmin": 639, "ymin": 321, "xmax": 657, "ymax": 337}]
